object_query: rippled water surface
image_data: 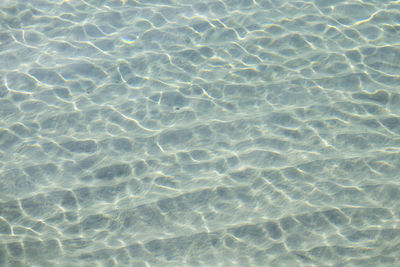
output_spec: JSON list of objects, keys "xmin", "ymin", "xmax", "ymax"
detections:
[{"xmin": 1, "ymin": 0, "xmax": 400, "ymax": 266}]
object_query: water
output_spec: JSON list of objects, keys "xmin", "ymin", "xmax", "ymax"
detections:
[{"xmin": 0, "ymin": 0, "xmax": 400, "ymax": 266}]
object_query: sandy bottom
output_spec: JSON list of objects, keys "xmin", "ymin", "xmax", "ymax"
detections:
[{"xmin": 1, "ymin": 0, "xmax": 400, "ymax": 266}]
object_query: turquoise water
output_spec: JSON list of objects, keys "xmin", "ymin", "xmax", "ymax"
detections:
[{"xmin": 1, "ymin": 0, "xmax": 400, "ymax": 266}]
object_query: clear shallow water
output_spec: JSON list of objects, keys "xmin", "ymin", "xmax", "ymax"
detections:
[{"xmin": 0, "ymin": 0, "xmax": 400, "ymax": 266}]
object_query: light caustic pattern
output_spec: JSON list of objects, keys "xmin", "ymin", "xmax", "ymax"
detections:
[{"xmin": 0, "ymin": 0, "xmax": 400, "ymax": 266}]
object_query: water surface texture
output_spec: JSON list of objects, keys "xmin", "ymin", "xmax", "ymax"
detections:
[{"xmin": 1, "ymin": 0, "xmax": 400, "ymax": 266}]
